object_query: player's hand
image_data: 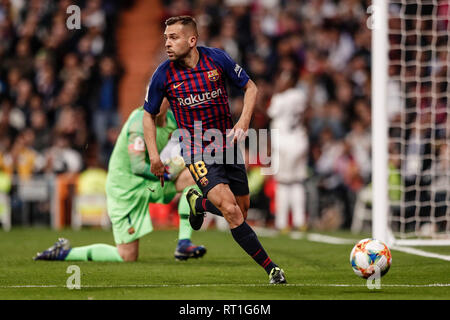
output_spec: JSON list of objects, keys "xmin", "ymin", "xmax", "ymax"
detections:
[
  {"xmin": 150, "ymin": 157, "xmax": 166, "ymax": 187},
  {"xmin": 227, "ymin": 120, "xmax": 249, "ymax": 145}
]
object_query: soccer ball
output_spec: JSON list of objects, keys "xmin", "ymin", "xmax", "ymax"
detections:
[{"xmin": 350, "ymin": 238, "xmax": 392, "ymax": 279}]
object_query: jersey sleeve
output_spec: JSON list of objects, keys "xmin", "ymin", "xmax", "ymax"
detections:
[
  {"xmin": 127, "ymin": 117, "xmax": 159, "ymax": 181},
  {"xmin": 212, "ymin": 48, "xmax": 250, "ymax": 89},
  {"xmin": 143, "ymin": 63, "xmax": 168, "ymax": 115}
]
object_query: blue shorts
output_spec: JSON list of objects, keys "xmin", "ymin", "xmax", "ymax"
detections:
[{"xmin": 185, "ymin": 148, "xmax": 249, "ymax": 197}]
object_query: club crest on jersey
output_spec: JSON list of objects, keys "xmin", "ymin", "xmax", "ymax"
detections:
[
  {"xmin": 207, "ymin": 69, "xmax": 219, "ymax": 82},
  {"xmin": 133, "ymin": 136, "xmax": 145, "ymax": 152},
  {"xmin": 199, "ymin": 177, "xmax": 209, "ymax": 187}
]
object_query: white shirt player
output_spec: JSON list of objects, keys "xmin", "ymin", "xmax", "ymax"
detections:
[
  {"xmin": 268, "ymin": 86, "xmax": 309, "ymax": 231},
  {"xmin": 267, "ymin": 87, "xmax": 309, "ymax": 183}
]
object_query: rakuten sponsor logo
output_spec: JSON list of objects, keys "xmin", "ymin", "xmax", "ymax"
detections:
[{"xmin": 177, "ymin": 88, "xmax": 222, "ymax": 107}]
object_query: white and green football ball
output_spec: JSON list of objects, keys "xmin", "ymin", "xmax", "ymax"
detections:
[{"xmin": 350, "ymin": 238, "xmax": 392, "ymax": 279}]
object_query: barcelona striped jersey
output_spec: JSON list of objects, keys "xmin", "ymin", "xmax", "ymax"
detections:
[{"xmin": 143, "ymin": 46, "xmax": 250, "ymax": 157}]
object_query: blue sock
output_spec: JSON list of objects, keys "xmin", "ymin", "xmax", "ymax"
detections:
[
  {"xmin": 178, "ymin": 239, "xmax": 191, "ymax": 247},
  {"xmin": 195, "ymin": 197, "xmax": 223, "ymax": 216},
  {"xmin": 230, "ymin": 222, "xmax": 278, "ymax": 274}
]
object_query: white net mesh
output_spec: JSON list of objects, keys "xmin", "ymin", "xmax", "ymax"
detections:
[{"xmin": 387, "ymin": 0, "xmax": 449, "ymax": 239}]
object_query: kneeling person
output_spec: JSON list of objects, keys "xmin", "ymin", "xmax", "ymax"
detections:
[{"xmin": 34, "ymin": 103, "xmax": 206, "ymax": 262}]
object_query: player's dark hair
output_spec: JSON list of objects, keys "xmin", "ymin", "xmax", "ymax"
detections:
[{"xmin": 165, "ymin": 16, "xmax": 198, "ymax": 36}]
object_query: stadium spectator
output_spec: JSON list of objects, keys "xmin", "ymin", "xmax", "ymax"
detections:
[
  {"xmin": 91, "ymin": 55, "xmax": 121, "ymax": 164},
  {"xmin": 3, "ymin": 39, "xmax": 35, "ymax": 78},
  {"xmin": 30, "ymin": 109, "xmax": 52, "ymax": 153},
  {"xmin": 2, "ymin": 129, "xmax": 45, "ymax": 181},
  {"xmin": 346, "ymin": 119, "xmax": 371, "ymax": 183},
  {"xmin": 433, "ymin": 142, "xmax": 449, "ymax": 232},
  {"xmin": 44, "ymin": 132, "xmax": 83, "ymax": 174}
]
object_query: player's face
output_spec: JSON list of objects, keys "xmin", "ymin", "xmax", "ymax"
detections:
[{"xmin": 164, "ymin": 24, "xmax": 196, "ymax": 61}]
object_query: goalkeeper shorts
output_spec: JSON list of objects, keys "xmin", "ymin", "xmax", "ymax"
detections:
[{"xmin": 107, "ymin": 180, "xmax": 177, "ymax": 245}]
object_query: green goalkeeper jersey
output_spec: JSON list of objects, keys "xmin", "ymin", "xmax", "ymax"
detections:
[
  {"xmin": 105, "ymin": 106, "xmax": 177, "ymax": 207},
  {"xmin": 105, "ymin": 106, "xmax": 178, "ymax": 244}
]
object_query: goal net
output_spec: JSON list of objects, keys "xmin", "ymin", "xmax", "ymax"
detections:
[{"xmin": 372, "ymin": 0, "xmax": 450, "ymax": 245}]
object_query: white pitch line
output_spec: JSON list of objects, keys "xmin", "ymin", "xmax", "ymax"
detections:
[
  {"xmin": 298, "ymin": 232, "xmax": 450, "ymax": 262},
  {"xmin": 391, "ymin": 246, "xmax": 450, "ymax": 262},
  {"xmin": 305, "ymin": 233, "xmax": 357, "ymax": 245},
  {"xmin": 2, "ymin": 283, "xmax": 450, "ymax": 289}
]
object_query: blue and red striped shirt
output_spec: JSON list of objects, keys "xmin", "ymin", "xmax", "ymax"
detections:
[{"xmin": 144, "ymin": 46, "xmax": 250, "ymax": 157}]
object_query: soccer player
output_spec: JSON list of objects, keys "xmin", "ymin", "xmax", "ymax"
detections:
[
  {"xmin": 267, "ymin": 70, "xmax": 308, "ymax": 233},
  {"xmin": 34, "ymin": 102, "xmax": 207, "ymax": 262},
  {"xmin": 142, "ymin": 16, "xmax": 286, "ymax": 284}
]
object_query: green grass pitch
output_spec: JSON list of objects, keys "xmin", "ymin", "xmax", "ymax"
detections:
[{"xmin": 0, "ymin": 228, "xmax": 449, "ymax": 300}]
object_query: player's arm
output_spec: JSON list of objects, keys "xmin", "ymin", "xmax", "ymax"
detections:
[
  {"xmin": 143, "ymin": 65, "xmax": 168, "ymax": 185},
  {"xmin": 231, "ymin": 79, "xmax": 258, "ymax": 143},
  {"xmin": 142, "ymin": 98, "xmax": 169, "ymax": 166},
  {"xmin": 155, "ymin": 98, "xmax": 169, "ymax": 127},
  {"xmin": 143, "ymin": 110, "xmax": 166, "ymax": 186},
  {"xmin": 128, "ymin": 127, "xmax": 159, "ymax": 181},
  {"xmin": 214, "ymin": 48, "xmax": 256, "ymax": 144}
]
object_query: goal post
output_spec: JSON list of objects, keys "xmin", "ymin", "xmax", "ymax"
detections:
[
  {"xmin": 372, "ymin": 0, "xmax": 390, "ymax": 245},
  {"xmin": 371, "ymin": 0, "xmax": 450, "ymax": 246}
]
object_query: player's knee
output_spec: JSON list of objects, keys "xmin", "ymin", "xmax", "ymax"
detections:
[
  {"xmin": 227, "ymin": 213, "xmax": 244, "ymax": 228},
  {"xmin": 220, "ymin": 202, "xmax": 244, "ymax": 227},
  {"xmin": 215, "ymin": 198, "xmax": 236, "ymax": 216},
  {"xmin": 209, "ymin": 185, "xmax": 243, "ymax": 226}
]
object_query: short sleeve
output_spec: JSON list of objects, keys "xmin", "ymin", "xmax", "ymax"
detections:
[
  {"xmin": 212, "ymin": 48, "xmax": 250, "ymax": 89},
  {"xmin": 143, "ymin": 63, "xmax": 168, "ymax": 115}
]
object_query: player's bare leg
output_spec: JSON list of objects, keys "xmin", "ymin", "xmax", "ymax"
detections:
[
  {"xmin": 117, "ymin": 239, "xmax": 139, "ymax": 262},
  {"xmin": 235, "ymin": 194, "xmax": 250, "ymax": 221},
  {"xmin": 186, "ymin": 188, "xmax": 224, "ymax": 230},
  {"xmin": 171, "ymin": 168, "xmax": 207, "ymax": 260},
  {"xmin": 174, "ymin": 168, "xmax": 196, "ymax": 192},
  {"xmin": 34, "ymin": 239, "xmax": 124, "ymax": 262},
  {"xmin": 207, "ymin": 183, "xmax": 286, "ymax": 283},
  {"xmin": 207, "ymin": 183, "xmax": 243, "ymax": 228}
]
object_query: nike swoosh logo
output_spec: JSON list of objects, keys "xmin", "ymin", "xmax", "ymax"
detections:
[{"xmin": 173, "ymin": 82, "xmax": 184, "ymax": 89}]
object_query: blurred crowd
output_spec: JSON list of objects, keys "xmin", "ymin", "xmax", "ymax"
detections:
[
  {"xmin": 0, "ymin": 0, "xmax": 447, "ymax": 231},
  {"xmin": 0, "ymin": 0, "xmax": 125, "ymax": 182}
]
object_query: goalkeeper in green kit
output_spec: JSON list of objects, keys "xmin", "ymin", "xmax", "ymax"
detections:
[{"xmin": 34, "ymin": 100, "xmax": 207, "ymax": 262}]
